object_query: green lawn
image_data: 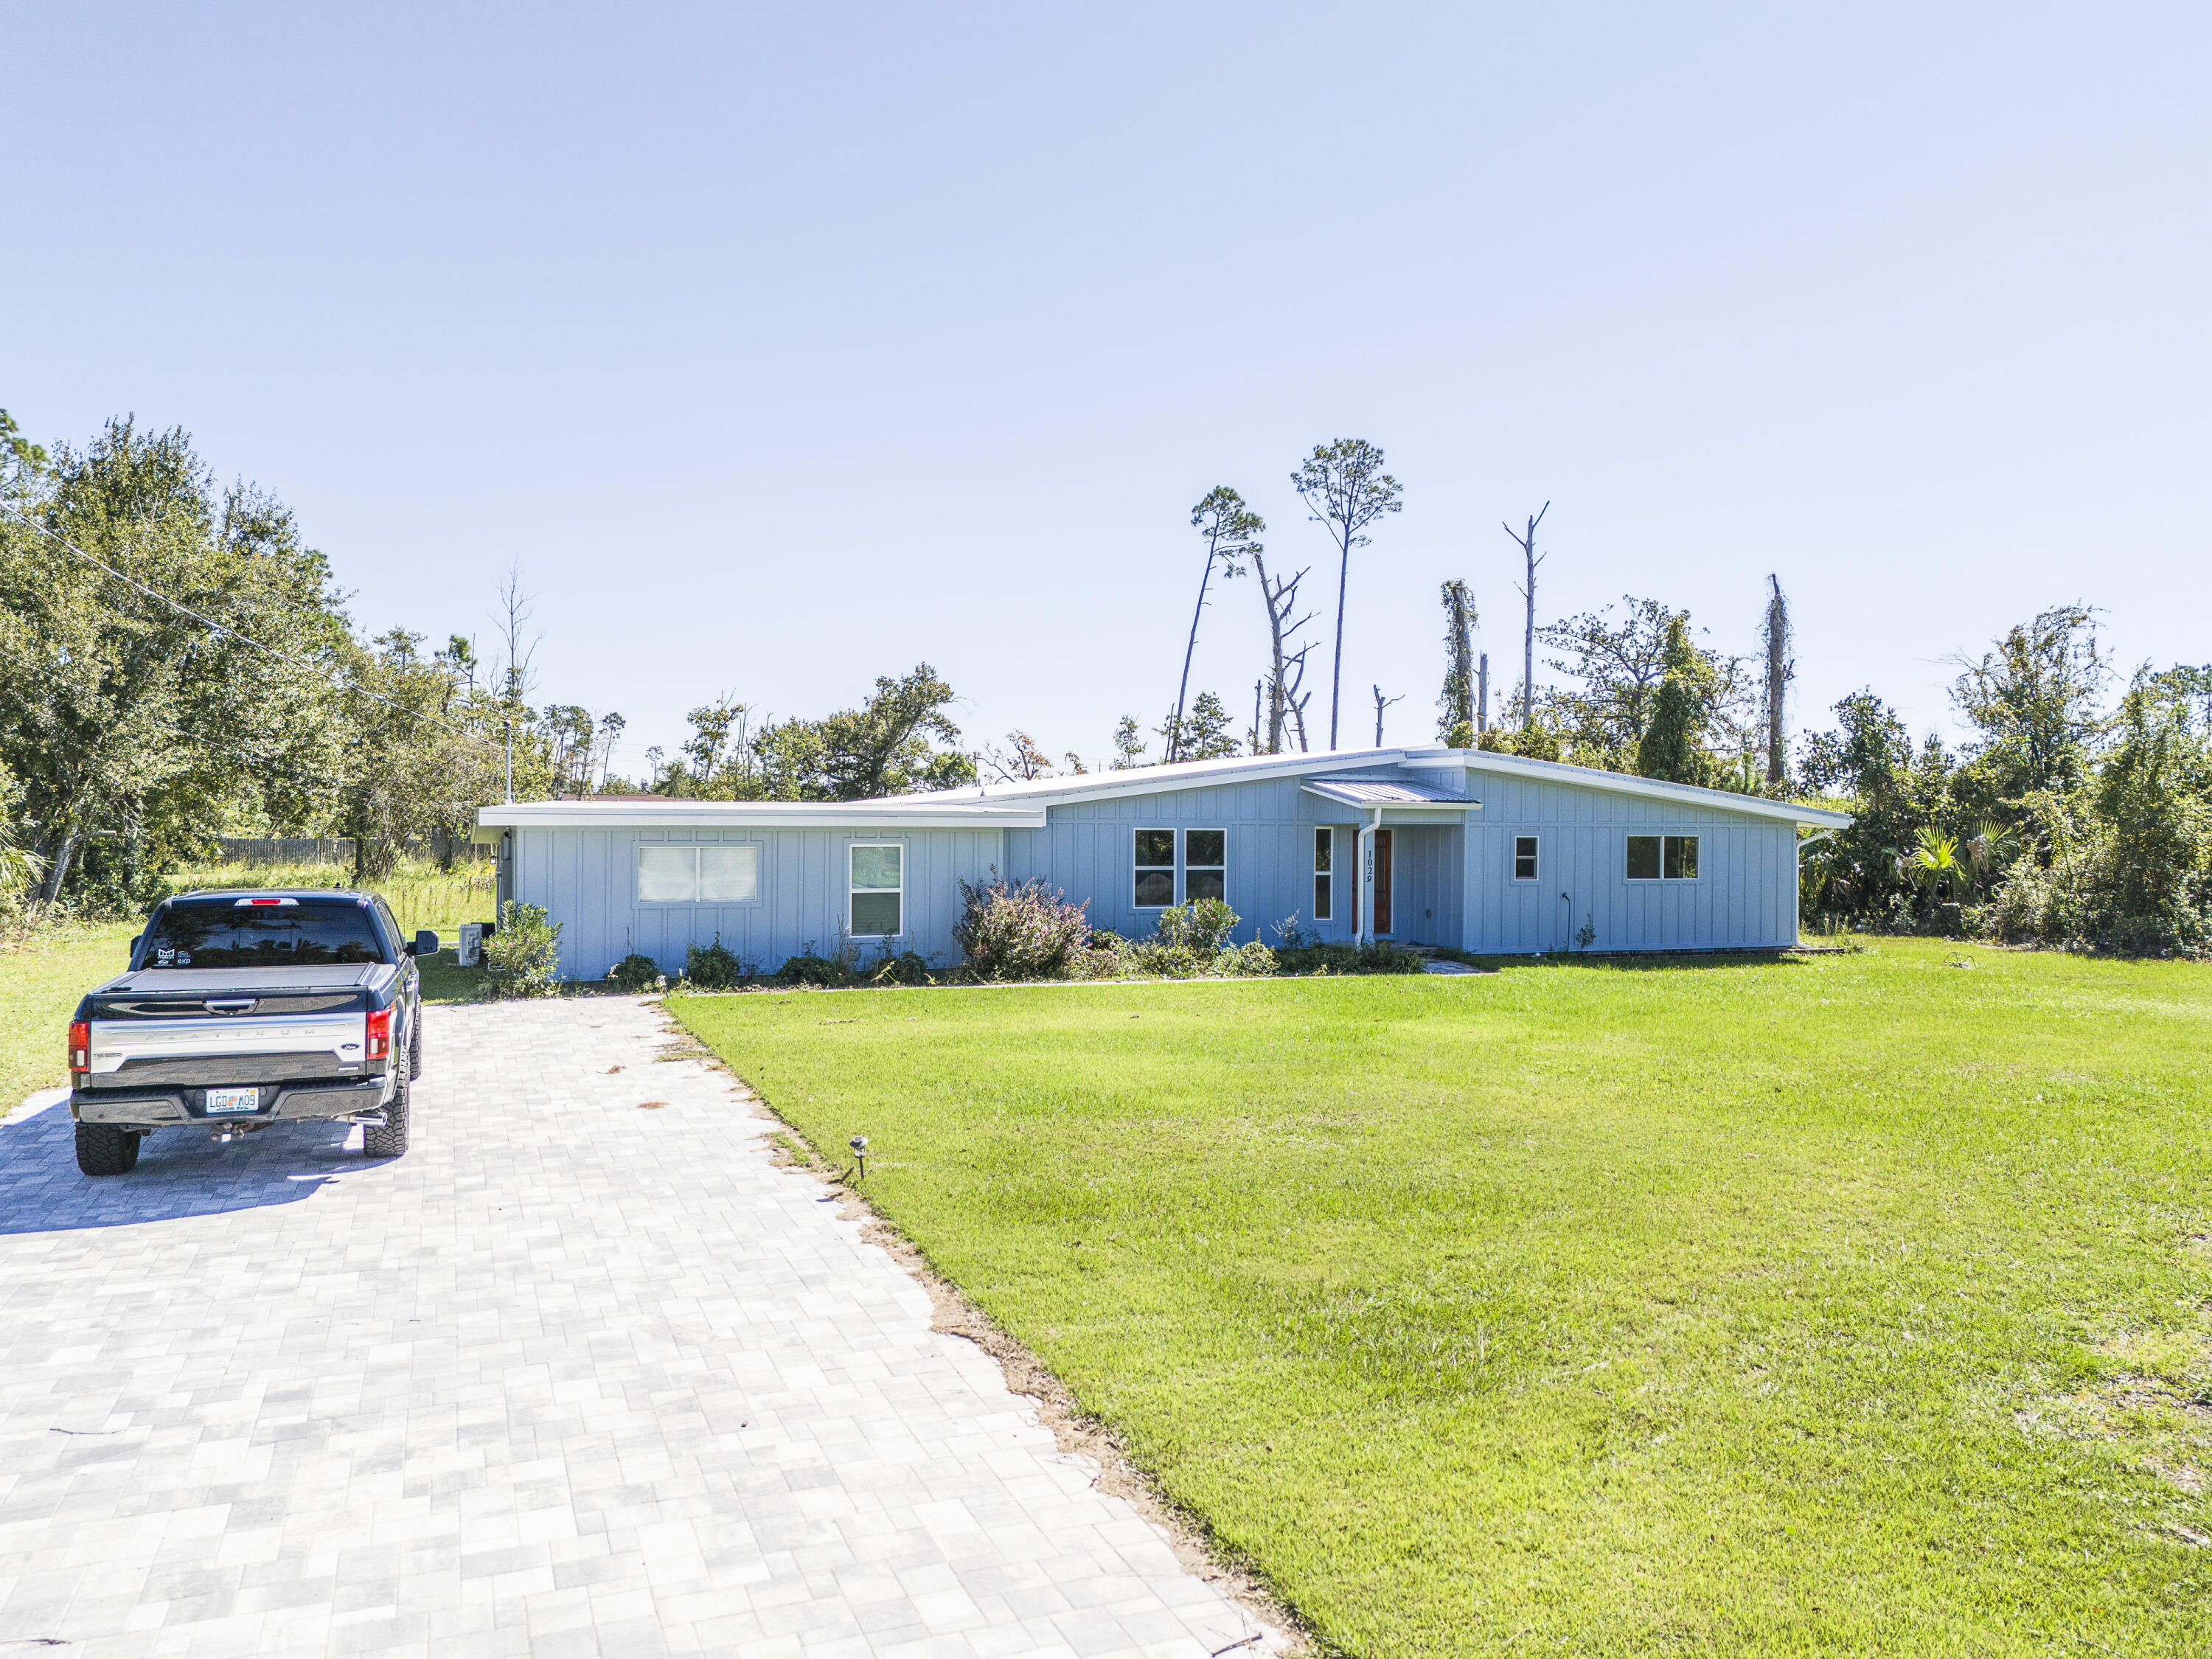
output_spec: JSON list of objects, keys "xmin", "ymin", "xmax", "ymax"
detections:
[{"xmin": 672, "ymin": 940, "xmax": 2212, "ymax": 1657}]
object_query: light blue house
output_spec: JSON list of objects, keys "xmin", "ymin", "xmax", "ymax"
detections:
[{"xmin": 475, "ymin": 746, "xmax": 1852, "ymax": 978}]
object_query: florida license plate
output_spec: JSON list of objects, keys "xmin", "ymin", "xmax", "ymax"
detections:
[{"xmin": 206, "ymin": 1088, "xmax": 260, "ymax": 1115}]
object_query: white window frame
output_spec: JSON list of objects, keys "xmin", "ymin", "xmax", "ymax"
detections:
[
  {"xmin": 1512, "ymin": 835, "xmax": 1540, "ymax": 883},
  {"xmin": 636, "ymin": 841, "xmax": 765, "ymax": 906},
  {"xmin": 1133, "ymin": 827, "xmax": 1176, "ymax": 909},
  {"xmin": 1312, "ymin": 826, "xmax": 1335, "ymax": 922},
  {"xmin": 1183, "ymin": 828, "xmax": 1227, "ymax": 905},
  {"xmin": 847, "ymin": 841, "xmax": 905, "ymax": 939},
  {"xmin": 1625, "ymin": 833, "xmax": 1701, "ymax": 882}
]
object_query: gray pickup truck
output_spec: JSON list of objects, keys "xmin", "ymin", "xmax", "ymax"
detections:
[{"xmin": 67, "ymin": 890, "xmax": 437, "ymax": 1176}]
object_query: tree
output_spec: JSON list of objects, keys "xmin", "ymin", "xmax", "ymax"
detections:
[
  {"xmin": 1248, "ymin": 546, "xmax": 1313, "ymax": 754},
  {"xmin": 1291, "ymin": 439, "xmax": 1402, "ymax": 748},
  {"xmin": 1635, "ymin": 617, "xmax": 1711, "ymax": 785},
  {"xmin": 1172, "ymin": 489, "xmax": 1262, "ymax": 762},
  {"xmin": 1540, "ymin": 597, "xmax": 1743, "ymax": 771},
  {"xmin": 1109, "ymin": 715, "xmax": 1147, "ymax": 771},
  {"xmin": 1157, "ymin": 692, "xmax": 1239, "ymax": 762},
  {"xmin": 1951, "ymin": 605, "xmax": 2108, "ymax": 809},
  {"xmin": 979, "ymin": 731, "xmax": 1055, "ymax": 783},
  {"xmin": 1503, "ymin": 504, "xmax": 1549, "ymax": 728},
  {"xmin": 1761, "ymin": 575, "xmax": 1795, "ymax": 789},
  {"xmin": 0, "ymin": 418, "xmax": 350, "ymax": 909},
  {"xmin": 1437, "ymin": 579, "xmax": 1477, "ymax": 744},
  {"xmin": 738, "ymin": 664, "xmax": 975, "ymax": 801},
  {"xmin": 1372, "ymin": 684, "xmax": 1405, "ymax": 746}
]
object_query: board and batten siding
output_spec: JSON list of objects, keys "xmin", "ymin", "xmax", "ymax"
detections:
[
  {"xmin": 1003, "ymin": 776, "xmax": 1366, "ymax": 945},
  {"xmin": 511, "ymin": 825, "xmax": 1003, "ymax": 978},
  {"xmin": 1459, "ymin": 771, "xmax": 1800, "ymax": 952}
]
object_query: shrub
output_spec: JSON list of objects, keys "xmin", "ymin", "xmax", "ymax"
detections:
[
  {"xmin": 483, "ymin": 900, "xmax": 563, "ymax": 998},
  {"xmin": 953, "ymin": 874, "xmax": 1092, "ymax": 980},
  {"xmin": 684, "ymin": 935, "xmax": 748, "ymax": 989},
  {"xmin": 1155, "ymin": 897, "xmax": 1238, "ymax": 953},
  {"xmin": 606, "ymin": 953, "xmax": 665, "ymax": 992},
  {"xmin": 776, "ymin": 951, "xmax": 846, "ymax": 987},
  {"xmin": 871, "ymin": 949, "xmax": 933, "ymax": 987},
  {"xmin": 1128, "ymin": 941, "xmax": 1206, "ymax": 978},
  {"xmin": 1273, "ymin": 939, "xmax": 1425, "ymax": 975},
  {"xmin": 1217, "ymin": 941, "xmax": 1279, "ymax": 977}
]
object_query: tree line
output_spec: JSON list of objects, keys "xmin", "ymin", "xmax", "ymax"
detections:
[{"xmin": 4, "ymin": 408, "xmax": 2206, "ymax": 956}]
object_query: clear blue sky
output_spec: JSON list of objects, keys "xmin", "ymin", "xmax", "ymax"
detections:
[{"xmin": 5, "ymin": 2, "xmax": 2206, "ymax": 778}]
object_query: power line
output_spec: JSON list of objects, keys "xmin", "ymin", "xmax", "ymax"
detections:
[{"xmin": 0, "ymin": 499, "xmax": 507, "ymax": 753}]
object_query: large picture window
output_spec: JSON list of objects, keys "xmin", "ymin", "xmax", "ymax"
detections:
[
  {"xmin": 1312, "ymin": 827, "xmax": 1333, "ymax": 922},
  {"xmin": 1626, "ymin": 834, "xmax": 1700, "ymax": 881},
  {"xmin": 1514, "ymin": 835, "xmax": 1539, "ymax": 881},
  {"xmin": 1134, "ymin": 830, "xmax": 1175, "ymax": 908},
  {"xmin": 849, "ymin": 844, "xmax": 903, "ymax": 936},
  {"xmin": 636, "ymin": 843, "xmax": 759, "ymax": 905},
  {"xmin": 1184, "ymin": 830, "xmax": 1225, "ymax": 904}
]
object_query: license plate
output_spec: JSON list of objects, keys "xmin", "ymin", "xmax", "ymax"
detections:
[{"xmin": 206, "ymin": 1088, "xmax": 260, "ymax": 1115}]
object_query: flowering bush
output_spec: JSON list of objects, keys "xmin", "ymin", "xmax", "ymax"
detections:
[{"xmin": 952, "ymin": 874, "xmax": 1092, "ymax": 980}]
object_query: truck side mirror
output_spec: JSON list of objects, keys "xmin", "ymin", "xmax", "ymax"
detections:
[{"xmin": 410, "ymin": 930, "xmax": 440, "ymax": 958}]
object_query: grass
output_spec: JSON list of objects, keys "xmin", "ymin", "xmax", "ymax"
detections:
[
  {"xmin": 1, "ymin": 858, "xmax": 503, "ymax": 1116},
  {"xmin": 671, "ymin": 938, "xmax": 2212, "ymax": 1656}
]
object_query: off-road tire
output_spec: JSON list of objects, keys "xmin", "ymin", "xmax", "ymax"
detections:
[
  {"xmin": 364, "ymin": 1067, "xmax": 411, "ymax": 1158},
  {"xmin": 408, "ymin": 1005, "xmax": 422, "ymax": 1081},
  {"xmin": 75, "ymin": 1122, "xmax": 142, "ymax": 1177}
]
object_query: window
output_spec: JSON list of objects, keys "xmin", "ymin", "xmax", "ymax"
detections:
[
  {"xmin": 636, "ymin": 843, "xmax": 760, "ymax": 904},
  {"xmin": 1184, "ymin": 830, "xmax": 1225, "ymax": 904},
  {"xmin": 1134, "ymin": 829, "xmax": 1175, "ymax": 907},
  {"xmin": 144, "ymin": 897, "xmax": 386, "ymax": 968},
  {"xmin": 1627, "ymin": 834, "xmax": 1700, "ymax": 881},
  {"xmin": 1514, "ymin": 835, "xmax": 1539, "ymax": 881},
  {"xmin": 1312, "ymin": 827, "xmax": 1333, "ymax": 922},
  {"xmin": 849, "ymin": 844, "xmax": 903, "ymax": 936},
  {"xmin": 700, "ymin": 845, "xmax": 759, "ymax": 902}
]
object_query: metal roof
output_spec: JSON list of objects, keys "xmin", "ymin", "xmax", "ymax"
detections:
[{"xmin": 1301, "ymin": 778, "xmax": 1478, "ymax": 807}]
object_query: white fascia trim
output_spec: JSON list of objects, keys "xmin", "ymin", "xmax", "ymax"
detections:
[
  {"xmin": 1415, "ymin": 749, "xmax": 1854, "ymax": 828},
  {"xmin": 953, "ymin": 749, "xmax": 1419, "ymax": 810},
  {"xmin": 477, "ymin": 804, "xmax": 1048, "ymax": 831}
]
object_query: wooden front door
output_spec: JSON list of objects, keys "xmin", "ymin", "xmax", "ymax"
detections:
[{"xmin": 1373, "ymin": 830, "xmax": 1393, "ymax": 935}]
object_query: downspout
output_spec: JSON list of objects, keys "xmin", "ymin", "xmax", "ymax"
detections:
[{"xmin": 1357, "ymin": 805, "xmax": 1383, "ymax": 945}]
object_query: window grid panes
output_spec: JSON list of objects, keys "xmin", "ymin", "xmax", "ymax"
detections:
[
  {"xmin": 636, "ymin": 844, "xmax": 761, "ymax": 905},
  {"xmin": 1626, "ymin": 834, "xmax": 1700, "ymax": 881},
  {"xmin": 1134, "ymin": 829, "xmax": 1175, "ymax": 908},
  {"xmin": 1312, "ymin": 827, "xmax": 1333, "ymax": 922},
  {"xmin": 849, "ymin": 844, "xmax": 902, "ymax": 936},
  {"xmin": 1184, "ymin": 830, "xmax": 1225, "ymax": 905},
  {"xmin": 1514, "ymin": 835, "xmax": 1538, "ymax": 881}
]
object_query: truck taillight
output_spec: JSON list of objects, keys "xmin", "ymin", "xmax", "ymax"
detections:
[
  {"xmin": 69, "ymin": 1020, "xmax": 90, "ymax": 1074},
  {"xmin": 365, "ymin": 1007, "xmax": 392, "ymax": 1061}
]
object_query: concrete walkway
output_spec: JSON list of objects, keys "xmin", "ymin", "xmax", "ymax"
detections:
[{"xmin": 0, "ymin": 998, "xmax": 1276, "ymax": 1658}]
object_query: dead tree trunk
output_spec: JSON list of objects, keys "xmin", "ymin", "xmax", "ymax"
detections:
[
  {"xmin": 1478, "ymin": 652, "xmax": 1490, "ymax": 734},
  {"xmin": 1503, "ymin": 504, "xmax": 1550, "ymax": 727},
  {"xmin": 1372, "ymin": 684, "xmax": 1405, "ymax": 746},
  {"xmin": 1251, "ymin": 548, "xmax": 1315, "ymax": 754},
  {"xmin": 1762, "ymin": 574, "xmax": 1795, "ymax": 789}
]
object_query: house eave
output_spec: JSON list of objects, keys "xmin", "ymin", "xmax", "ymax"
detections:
[
  {"xmin": 476, "ymin": 803, "xmax": 1049, "ymax": 832},
  {"xmin": 1405, "ymin": 749, "xmax": 1855, "ymax": 829}
]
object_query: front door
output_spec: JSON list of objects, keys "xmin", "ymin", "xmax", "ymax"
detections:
[{"xmin": 1373, "ymin": 830, "xmax": 1393, "ymax": 936}]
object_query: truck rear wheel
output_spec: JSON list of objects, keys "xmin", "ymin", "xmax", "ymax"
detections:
[
  {"xmin": 76, "ymin": 1123, "xmax": 142, "ymax": 1177},
  {"xmin": 364, "ymin": 1068, "xmax": 411, "ymax": 1158}
]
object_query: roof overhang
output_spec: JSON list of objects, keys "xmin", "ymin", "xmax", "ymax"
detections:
[
  {"xmin": 476, "ymin": 802, "xmax": 1048, "ymax": 832},
  {"xmin": 1405, "ymin": 749, "xmax": 1855, "ymax": 830}
]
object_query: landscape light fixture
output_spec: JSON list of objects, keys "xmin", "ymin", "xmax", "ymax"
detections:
[{"xmin": 849, "ymin": 1135, "xmax": 869, "ymax": 1178}]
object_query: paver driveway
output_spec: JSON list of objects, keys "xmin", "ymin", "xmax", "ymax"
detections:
[{"xmin": 0, "ymin": 998, "xmax": 1276, "ymax": 1659}]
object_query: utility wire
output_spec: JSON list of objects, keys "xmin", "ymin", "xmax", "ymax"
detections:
[{"xmin": 0, "ymin": 499, "xmax": 509, "ymax": 754}]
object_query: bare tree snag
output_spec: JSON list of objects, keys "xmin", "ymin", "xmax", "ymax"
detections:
[{"xmin": 1503, "ymin": 504, "xmax": 1549, "ymax": 728}]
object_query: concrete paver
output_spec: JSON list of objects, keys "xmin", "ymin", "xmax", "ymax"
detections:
[{"xmin": 0, "ymin": 998, "xmax": 1273, "ymax": 1658}]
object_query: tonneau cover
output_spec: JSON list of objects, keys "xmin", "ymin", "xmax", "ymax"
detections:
[{"xmin": 94, "ymin": 964, "xmax": 397, "ymax": 996}]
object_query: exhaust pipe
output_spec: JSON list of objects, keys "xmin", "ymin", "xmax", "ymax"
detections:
[
  {"xmin": 344, "ymin": 1110, "xmax": 389, "ymax": 1127},
  {"xmin": 209, "ymin": 1122, "xmax": 265, "ymax": 1144}
]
